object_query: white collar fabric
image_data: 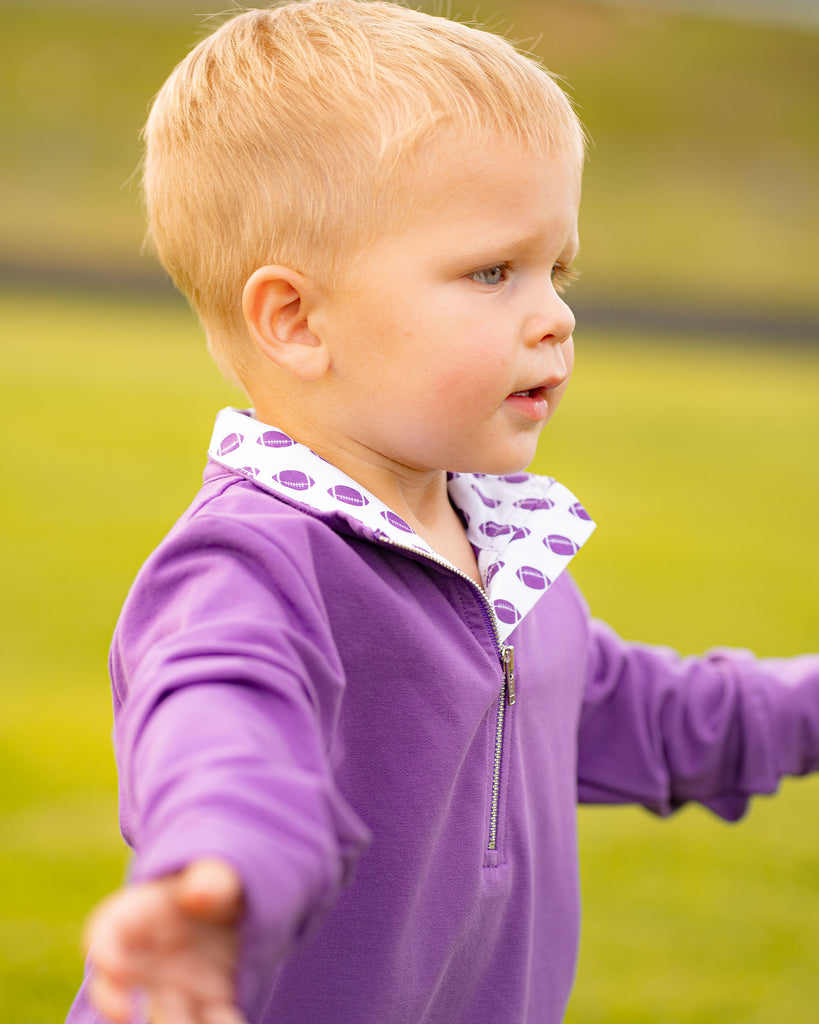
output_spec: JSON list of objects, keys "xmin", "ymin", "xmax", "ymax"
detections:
[{"xmin": 209, "ymin": 407, "xmax": 595, "ymax": 642}]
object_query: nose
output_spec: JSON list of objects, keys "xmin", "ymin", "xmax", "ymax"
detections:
[
  {"xmin": 525, "ymin": 282, "xmax": 574, "ymax": 390},
  {"xmin": 526, "ymin": 284, "xmax": 576, "ymax": 349}
]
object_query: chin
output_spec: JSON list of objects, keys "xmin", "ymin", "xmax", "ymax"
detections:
[{"xmin": 453, "ymin": 449, "xmax": 536, "ymax": 478}]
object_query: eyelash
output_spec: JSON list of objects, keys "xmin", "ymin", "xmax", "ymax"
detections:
[
  {"xmin": 552, "ymin": 263, "xmax": 580, "ymax": 295},
  {"xmin": 467, "ymin": 262, "xmax": 580, "ymax": 294}
]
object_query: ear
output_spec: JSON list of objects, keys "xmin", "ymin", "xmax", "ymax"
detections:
[{"xmin": 242, "ymin": 266, "xmax": 330, "ymax": 382}]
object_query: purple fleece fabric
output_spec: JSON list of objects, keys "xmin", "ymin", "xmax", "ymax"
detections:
[{"xmin": 68, "ymin": 438, "xmax": 819, "ymax": 1024}]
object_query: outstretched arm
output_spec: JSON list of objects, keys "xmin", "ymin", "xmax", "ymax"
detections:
[
  {"xmin": 85, "ymin": 858, "xmax": 245, "ymax": 1024},
  {"xmin": 79, "ymin": 515, "xmax": 372, "ymax": 1019},
  {"xmin": 578, "ymin": 618, "xmax": 819, "ymax": 818}
]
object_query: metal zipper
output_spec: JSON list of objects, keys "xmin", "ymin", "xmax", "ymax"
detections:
[
  {"xmin": 502, "ymin": 644, "xmax": 516, "ymax": 706},
  {"xmin": 372, "ymin": 531, "xmax": 516, "ymax": 853},
  {"xmin": 488, "ymin": 643, "xmax": 515, "ymax": 851}
]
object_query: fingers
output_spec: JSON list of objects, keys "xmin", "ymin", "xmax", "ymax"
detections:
[
  {"xmin": 87, "ymin": 970, "xmax": 139, "ymax": 1024},
  {"xmin": 83, "ymin": 862, "xmax": 246, "ymax": 1024},
  {"xmin": 150, "ymin": 987, "xmax": 194, "ymax": 1024},
  {"xmin": 201, "ymin": 1004, "xmax": 250, "ymax": 1024},
  {"xmin": 150, "ymin": 989, "xmax": 249, "ymax": 1024},
  {"xmin": 85, "ymin": 890, "xmax": 149, "ymax": 983},
  {"xmin": 175, "ymin": 858, "xmax": 244, "ymax": 925},
  {"xmin": 85, "ymin": 890, "xmax": 154, "ymax": 1023}
]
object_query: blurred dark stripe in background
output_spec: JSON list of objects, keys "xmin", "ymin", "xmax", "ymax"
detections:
[{"xmin": 1, "ymin": 0, "xmax": 817, "ymax": 339}]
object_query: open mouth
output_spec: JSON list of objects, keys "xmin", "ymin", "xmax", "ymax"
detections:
[
  {"xmin": 509, "ymin": 387, "xmax": 544, "ymax": 399},
  {"xmin": 505, "ymin": 386, "xmax": 550, "ymax": 421}
]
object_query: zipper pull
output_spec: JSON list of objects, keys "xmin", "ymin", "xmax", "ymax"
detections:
[{"xmin": 502, "ymin": 644, "xmax": 516, "ymax": 706}]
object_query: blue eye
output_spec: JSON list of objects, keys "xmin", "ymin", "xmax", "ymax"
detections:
[{"xmin": 468, "ymin": 263, "xmax": 508, "ymax": 286}]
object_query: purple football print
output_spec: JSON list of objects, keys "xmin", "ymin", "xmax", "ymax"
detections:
[
  {"xmin": 480, "ymin": 521, "xmax": 512, "ymax": 538},
  {"xmin": 516, "ymin": 565, "xmax": 549, "ymax": 590},
  {"xmin": 569, "ymin": 502, "xmax": 591, "ymax": 521},
  {"xmin": 544, "ymin": 534, "xmax": 579, "ymax": 556},
  {"xmin": 471, "ymin": 485, "xmax": 502, "ymax": 508},
  {"xmin": 381, "ymin": 510, "xmax": 413, "ymax": 532},
  {"xmin": 274, "ymin": 470, "xmax": 314, "ymax": 491},
  {"xmin": 217, "ymin": 433, "xmax": 243, "ymax": 456},
  {"xmin": 257, "ymin": 430, "xmax": 294, "ymax": 448},
  {"xmin": 514, "ymin": 496, "xmax": 555, "ymax": 511},
  {"xmin": 484, "ymin": 560, "xmax": 505, "ymax": 586},
  {"xmin": 493, "ymin": 599, "xmax": 521, "ymax": 625},
  {"xmin": 328, "ymin": 485, "xmax": 369, "ymax": 507}
]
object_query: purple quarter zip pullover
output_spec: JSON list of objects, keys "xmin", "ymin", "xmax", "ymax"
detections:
[{"xmin": 68, "ymin": 409, "xmax": 819, "ymax": 1024}]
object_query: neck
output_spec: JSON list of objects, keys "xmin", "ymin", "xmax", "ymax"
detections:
[
  {"xmin": 306, "ymin": 438, "xmax": 484, "ymax": 588},
  {"xmin": 252, "ymin": 401, "xmax": 483, "ymax": 585}
]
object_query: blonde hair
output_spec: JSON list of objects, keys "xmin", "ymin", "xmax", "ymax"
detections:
[{"xmin": 142, "ymin": 0, "xmax": 585, "ymax": 383}]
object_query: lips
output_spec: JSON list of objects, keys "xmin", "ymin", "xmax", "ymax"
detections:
[{"xmin": 504, "ymin": 386, "xmax": 550, "ymax": 422}]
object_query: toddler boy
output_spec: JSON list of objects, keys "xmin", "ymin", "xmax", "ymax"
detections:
[{"xmin": 68, "ymin": 2, "xmax": 819, "ymax": 1023}]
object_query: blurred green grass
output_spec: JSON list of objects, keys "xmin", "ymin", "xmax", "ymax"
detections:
[
  {"xmin": 1, "ymin": 0, "xmax": 817, "ymax": 315},
  {"xmin": 0, "ymin": 289, "xmax": 816, "ymax": 1019},
  {"xmin": 0, "ymin": 291, "xmax": 244, "ymax": 1018}
]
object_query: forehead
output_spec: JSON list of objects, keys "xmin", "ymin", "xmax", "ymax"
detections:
[{"xmin": 394, "ymin": 134, "xmax": 582, "ymax": 249}]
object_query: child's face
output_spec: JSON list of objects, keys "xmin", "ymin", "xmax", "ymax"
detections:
[{"xmin": 308, "ymin": 135, "xmax": 581, "ymax": 479}]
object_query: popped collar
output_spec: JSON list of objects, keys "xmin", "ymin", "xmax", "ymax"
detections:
[{"xmin": 209, "ymin": 407, "xmax": 596, "ymax": 643}]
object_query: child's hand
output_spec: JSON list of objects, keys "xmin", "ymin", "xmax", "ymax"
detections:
[{"xmin": 84, "ymin": 857, "xmax": 247, "ymax": 1024}]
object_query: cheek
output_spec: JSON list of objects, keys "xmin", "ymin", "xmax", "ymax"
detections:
[{"xmin": 430, "ymin": 350, "xmax": 507, "ymax": 405}]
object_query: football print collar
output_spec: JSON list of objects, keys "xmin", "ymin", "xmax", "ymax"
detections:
[{"xmin": 209, "ymin": 408, "xmax": 595, "ymax": 641}]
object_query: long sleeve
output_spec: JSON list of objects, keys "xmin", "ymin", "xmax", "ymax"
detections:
[
  {"xmin": 577, "ymin": 618, "xmax": 819, "ymax": 820},
  {"xmin": 109, "ymin": 511, "xmax": 371, "ymax": 1005}
]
